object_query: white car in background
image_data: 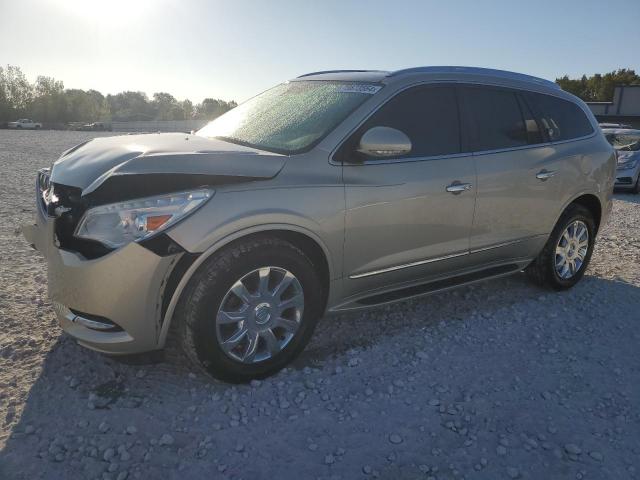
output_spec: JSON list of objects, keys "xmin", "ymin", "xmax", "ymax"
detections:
[{"xmin": 8, "ymin": 119, "xmax": 42, "ymax": 129}]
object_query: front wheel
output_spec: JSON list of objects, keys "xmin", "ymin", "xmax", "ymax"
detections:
[
  {"xmin": 175, "ymin": 236, "xmax": 323, "ymax": 383},
  {"xmin": 526, "ymin": 204, "xmax": 596, "ymax": 290}
]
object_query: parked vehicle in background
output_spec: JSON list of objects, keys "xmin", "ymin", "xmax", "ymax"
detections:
[
  {"xmin": 599, "ymin": 122, "xmax": 633, "ymax": 129},
  {"xmin": 22, "ymin": 66, "xmax": 615, "ymax": 382},
  {"xmin": 80, "ymin": 122, "xmax": 109, "ymax": 131},
  {"xmin": 603, "ymin": 128, "xmax": 640, "ymax": 193},
  {"xmin": 8, "ymin": 119, "xmax": 42, "ymax": 129}
]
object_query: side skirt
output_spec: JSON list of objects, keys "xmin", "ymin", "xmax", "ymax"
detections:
[{"xmin": 330, "ymin": 261, "xmax": 527, "ymax": 312}]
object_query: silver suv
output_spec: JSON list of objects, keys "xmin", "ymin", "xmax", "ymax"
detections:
[{"xmin": 23, "ymin": 67, "xmax": 616, "ymax": 382}]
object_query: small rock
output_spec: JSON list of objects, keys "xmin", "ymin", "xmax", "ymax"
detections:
[
  {"xmin": 24, "ymin": 425, "xmax": 35, "ymax": 435},
  {"xmin": 506, "ymin": 467, "xmax": 520, "ymax": 479},
  {"xmin": 363, "ymin": 465, "xmax": 373, "ymax": 474},
  {"xmin": 389, "ymin": 433, "xmax": 403, "ymax": 445},
  {"xmin": 159, "ymin": 434, "xmax": 175, "ymax": 446},
  {"xmin": 103, "ymin": 448, "xmax": 116, "ymax": 461},
  {"xmin": 589, "ymin": 451, "xmax": 603, "ymax": 461},
  {"xmin": 564, "ymin": 444, "xmax": 582, "ymax": 455},
  {"xmin": 98, "ymin": 421, "xmax": 110, "ymax": 433},
  {"xmin": 126, "ymin": 426, "xmax": 137, "ymax": 435},
  {"xmin": 324, "ymin": 454, "xmax": 335, "ymax": 465}
]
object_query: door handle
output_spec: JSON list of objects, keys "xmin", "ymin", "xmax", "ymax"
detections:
[
  {"xmin": 446, "ymin": 182, "xmax": 473, "ymax": 194},
  {"xmin": 536, "ymin": 169, "xmax": 557, "ymax": 181}
]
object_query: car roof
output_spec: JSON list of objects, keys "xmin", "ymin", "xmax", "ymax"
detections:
[{"xmin": 293, "ymin": 66, "xmax": 561, "ymax": 94}]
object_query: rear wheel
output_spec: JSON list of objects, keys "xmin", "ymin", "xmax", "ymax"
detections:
[
  {"xmin": 526, "ymin": 204, "xmax": 595, "ymax": 290},
  {"xmin": 632, "ymin": 177, "xmax": 640, "ymax": 194},
  {"xmin": 175, "ymin": 236, "xmax": 323, "ymax": 382}
]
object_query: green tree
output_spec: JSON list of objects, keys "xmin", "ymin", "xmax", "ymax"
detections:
[
  {"xmin": 556, "ymin": 69, "xmax": 640, "ymax": 101},
  {"xmin": 30, "ymin": 76, "xmax": 66, "ymax": 123},
  {"xmin": 107, "ymin": 91, "xmax": 153, "ymax": 121},
  {"xmin": 2, "ymin": 65, "xmax": 33, "ymax": 117},
  {"xmin": 196, "ymin": 98, "xmax": 236, "ymax": 120},
  {"xmin": 152, "ymin": 92, "xmax": 182, "ymax": 120}
]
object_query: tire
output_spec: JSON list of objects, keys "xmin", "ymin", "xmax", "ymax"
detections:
[
  {"xmin": 632, "ymin": 177, "xmax": 640, "ymax": 194},
  {"xmin": 525, "ymin": 204, "xmax": 595, "ymax": 290},
  {"xmin": 175, "ymin": 236, "xmax": 324, "ymax": 383},
  {"xmin": 35, "ymin": 125, "xmax": 41, "ymax": 130}
]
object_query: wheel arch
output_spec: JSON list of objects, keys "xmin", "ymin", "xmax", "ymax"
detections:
[
  {"xmin": 567, "ymin": 193, "xmax": 602, "ymax": 233},
  {"xmin": 157, "ymin": 224, "xmax": 333, "ymax": 348}
]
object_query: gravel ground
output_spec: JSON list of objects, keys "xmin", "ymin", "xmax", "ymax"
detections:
[{"xmin": 0, "ymin": 130, "xmax": 639, "ymax": 480}]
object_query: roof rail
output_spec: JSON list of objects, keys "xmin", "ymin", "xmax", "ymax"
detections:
[
  {"xmin": 297, "ymin": 69, "xmax": 386, "ymax": 78},
  {"xmin": 387, "ymin": 66, "xmax": 560, "ymax": 89}
]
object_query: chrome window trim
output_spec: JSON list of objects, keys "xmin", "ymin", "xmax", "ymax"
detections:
[{"xmin": 356, "ymin": 152, "xmax": 471, "ymax": 166}]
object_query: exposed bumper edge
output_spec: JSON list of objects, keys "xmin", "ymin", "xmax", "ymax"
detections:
[{"xmin": 24, "ymin": 202, "xmax": 179, "ymax": 355}]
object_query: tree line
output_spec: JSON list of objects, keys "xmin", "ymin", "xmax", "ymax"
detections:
[
  {"xmin": 2, "ymin": 64, "xmax": 639, "ymax": 125},
  {"xmin": 0, "ymin": 65, "xmax": 237, "ymax": 124},
  {"xmin": 555, "ymin": 68, "xmax": 640, "ymax": 102}
]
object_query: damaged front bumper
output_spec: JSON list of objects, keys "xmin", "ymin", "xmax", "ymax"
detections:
[{"xmin": 22, "ymin": 193, "xmax": 178, "ymax": 355}]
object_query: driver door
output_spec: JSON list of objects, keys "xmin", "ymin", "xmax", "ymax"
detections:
[{"xmin": 341, "ymin": 85, "xmax": 477, "ymax": 296}]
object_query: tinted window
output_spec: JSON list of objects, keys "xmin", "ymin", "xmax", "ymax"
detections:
[
  {"xmin": 462, "ymin": 87, "xmax": 527, "ymax": 151},
  {"xmin": 350, "ymin": 85, "xmax": 460, "ymax": 160},
  {"xmin": 517, "ymin": 95, "xmax": 544, "ymax": 145},
  {"xmin": 525, "ymin": 92, "xmax": 593, "ymax": 141}
]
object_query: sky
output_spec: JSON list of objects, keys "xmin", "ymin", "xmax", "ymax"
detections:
[{"xmin": 1, "ymin": 0, "xmax": 639, "ymax": 104}]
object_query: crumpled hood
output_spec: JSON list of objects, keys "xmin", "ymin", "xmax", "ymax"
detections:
[{"xmin": 50, "ymin": 133, "xmax": 286, "ymax": 198}]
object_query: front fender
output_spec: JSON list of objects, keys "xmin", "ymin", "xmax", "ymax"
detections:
[{"xmin": 158, "ymin": 222, "xmax": 337, "ymax": 348}]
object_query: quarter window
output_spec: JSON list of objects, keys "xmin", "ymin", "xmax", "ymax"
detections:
[
  {"xmin": 524, "ymin": 92, "xmax": 593, "ymax": 141},
  {"xmin": 347, "ymin": 85, "xmax": 461, "ymax": 161},
  {"xmin": 461, "ymin": 87, "xmax": 527, "ymax": 151}
]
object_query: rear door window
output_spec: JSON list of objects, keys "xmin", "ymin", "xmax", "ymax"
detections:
[
  {"xmin": 460, "ymin": 86, "xmax": 527, "ymax": 151},
  {"xmin": 524, "ymin": 92, "xmax": 594, "ymax": 141}
]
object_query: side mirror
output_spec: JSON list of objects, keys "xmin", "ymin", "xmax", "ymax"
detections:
[{"xmin": 356, "ymin": 126, "xmax": 412, "ymax": 159}]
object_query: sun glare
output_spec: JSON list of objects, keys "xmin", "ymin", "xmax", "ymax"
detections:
[{"xmin": 50, "ymin": 0, "xmax": 159, "ymax": 26}]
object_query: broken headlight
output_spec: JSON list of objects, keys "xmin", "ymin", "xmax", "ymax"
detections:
[{"xmin": 74, "ymin": 189, "xmax": 213, "ymax": 248}]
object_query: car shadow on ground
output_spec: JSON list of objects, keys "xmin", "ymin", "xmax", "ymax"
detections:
[{"xmin": 1, "ymin": 273, "xmax": 639, "ymax": 479}]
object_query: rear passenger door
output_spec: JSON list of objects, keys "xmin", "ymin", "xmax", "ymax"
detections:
[{"xmin": 460, "ymin": 85, "xmax": 562, "ymax": 260}]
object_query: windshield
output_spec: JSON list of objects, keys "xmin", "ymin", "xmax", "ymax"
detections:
[
  {"xmin": 605, "ymin": 132, "xmax": 640, "ymax": 151},
  {"xmin": 197, "ymin": 81, "xmax": 382, "ymax": 154}
]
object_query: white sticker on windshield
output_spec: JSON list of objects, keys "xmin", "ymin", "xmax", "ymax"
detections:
[{"xmin": 336, "ymin": 84, "xmax": 382, "ymax": 95}]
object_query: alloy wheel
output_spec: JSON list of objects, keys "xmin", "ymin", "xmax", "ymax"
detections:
[
  {"xmin": 215, "ymin": 267, "xmax": 304, "ymax": 363},
  {"xmin": 554, "ymin": 220, "xmax": 589, "ymax": 280}
]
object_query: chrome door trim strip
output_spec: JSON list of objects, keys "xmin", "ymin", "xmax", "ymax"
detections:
[
  {"xmin": 349, "ymin": 251, "xmax": 469, "ymax": 279},
  {"xmin": 349, "ymin": 235, "xmax": 547, "ymax": 279},
  {"xmin": 469, "ymin": 235, "xmax": 547, "ymax": 254}
]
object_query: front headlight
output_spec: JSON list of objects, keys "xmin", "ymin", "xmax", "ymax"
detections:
[{"xmin": 74, "ymin": 189, "xmax": 213, "ymax": 248}]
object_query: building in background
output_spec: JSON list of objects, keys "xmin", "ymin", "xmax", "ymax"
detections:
[{"xmin": 587, "ymin": 85, "xmax": 640, "ymax": 128}]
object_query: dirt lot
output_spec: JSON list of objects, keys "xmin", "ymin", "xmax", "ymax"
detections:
[{"xmin": 0, "ymin": 130, "xmax": 639, "ymax": 480}]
